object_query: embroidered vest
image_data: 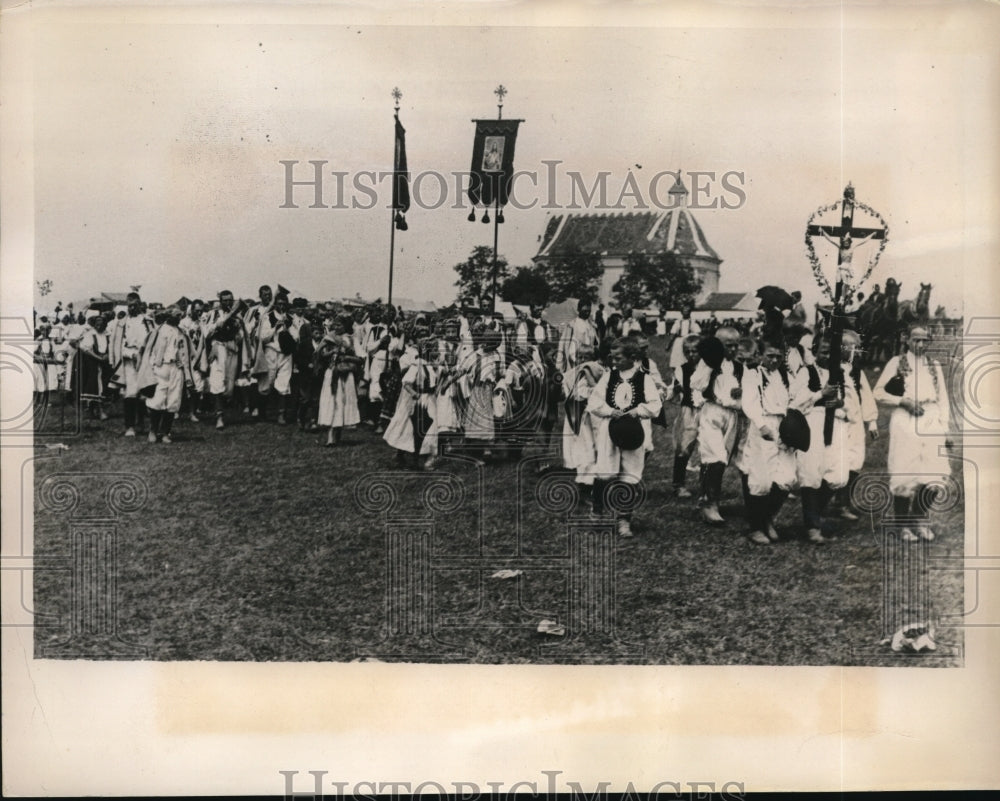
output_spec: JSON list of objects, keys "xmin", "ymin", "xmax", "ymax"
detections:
[{"xmin": 605, "ymin": 369, "xmax": 646, "ymax": 412}]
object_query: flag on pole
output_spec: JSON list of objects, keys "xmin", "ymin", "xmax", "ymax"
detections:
[
  {"xmin": 467, "ymin": 119, "xmax": 521, "ymax": 222},
  {"xmin": 393, "ymin": 116, "xmax": 410, "ymax": 231}
]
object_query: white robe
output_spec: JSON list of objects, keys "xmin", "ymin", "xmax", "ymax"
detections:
[
  {"xmin": 383, "ymin": 362, "xmax": 437, "ymax": 454},
  {"xmin": 586, "ymin": 366, "xmax": 662, "ymax": 483},
  {"xmin": 873, "ymin": 353, "xmax": 952, "ymax": 497},
  {"xmin": 561, "ymin": 361, "xmax": 604, "ymax": 484}
]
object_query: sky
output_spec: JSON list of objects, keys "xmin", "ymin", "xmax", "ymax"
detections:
[{"xmin": 27, "ymin": 6, "xmax": 999, "ymax": 318}]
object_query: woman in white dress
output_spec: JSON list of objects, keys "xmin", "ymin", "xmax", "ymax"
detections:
[
  {"xmin": 383, "ymin": 338, "xmax": 438, "ymax": 467},
  {"xmin": 561, "ymin": 346, "xmax": 604, "ymax": 490},
  {"xmin": 872, "ymin": 324, "xmax": 953, "ymax": 541},
  {"xmin": 317, "ymin": 316, "xmax": 362, "ymax": 446}
]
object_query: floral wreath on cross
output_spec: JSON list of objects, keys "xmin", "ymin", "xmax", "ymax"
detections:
[{"xmin": 804, "ymin": 200, "xmax": 889, "ymax": 302}]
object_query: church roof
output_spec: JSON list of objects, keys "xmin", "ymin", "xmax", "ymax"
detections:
[{"xmin": 534, "ymin": 208, "xmax": 720, "ymax": 262}]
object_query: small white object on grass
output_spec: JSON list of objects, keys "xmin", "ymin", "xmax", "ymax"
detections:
[
  {"xmin": 491, "ymin": 569, "xmax": 523, "ymax": 580},
  {"xmin": 537, "ymin": 619, "xmax": 566, "ymax": 636}
]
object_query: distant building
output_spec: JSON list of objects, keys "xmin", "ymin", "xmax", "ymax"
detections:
[{"xmin": 532, "ymin": 175, "xmax": 722, "ymax": 307}]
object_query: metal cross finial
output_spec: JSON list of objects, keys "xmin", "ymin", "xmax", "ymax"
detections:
[
  {"xmin": 494, "ymin": 84, "xmax": 507, "ymax": 104},
  {"xmin": 392, "ymin": 87, "xmax": 402, "ymax": 110}
]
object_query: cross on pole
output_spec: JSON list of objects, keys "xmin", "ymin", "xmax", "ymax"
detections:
[
  {"xmin": 806, "ymin": 183, "xmax": 886, "ymax": 292},
  {"xmin": 806, "ymin": 183, "xmax": 887, "ymax": 444}
]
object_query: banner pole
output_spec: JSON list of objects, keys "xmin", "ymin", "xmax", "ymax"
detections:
[
  {"xmin": 388, "ymin": 88, "xmax": 402, "ymax": 307},
  {"xmin": 490, "ymin": 194, "xmax": 500, "ymax": 314},
  {"xmin": 388, "ymin": 208, "xmax": 395, "ymax": 307}
]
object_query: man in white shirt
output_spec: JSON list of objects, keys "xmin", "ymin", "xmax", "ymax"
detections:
[
  {"xmin": 690, "ymin": 327, "xmax": 744, "ymax": 524},
  {"xmin": 557, "ymin": 298, "xmax": 600, "ymax": 373}
]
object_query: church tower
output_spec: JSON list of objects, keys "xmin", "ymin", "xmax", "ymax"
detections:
[{"xmin": 533, "ymin": 174, "xmax": 722, "ymax": 307}]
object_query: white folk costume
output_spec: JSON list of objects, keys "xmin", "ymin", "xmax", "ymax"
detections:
[
  {"xmin": 670, "ymin": 360, "xmax": 701, "ymax": 490},
  {"xmin": 139, "ymin": 323, "xmax": 195, "ymax": 414},
  {"xmin": 620, "ymin": 316, "xmax": 642, "ymax": 337},
  {"xmin": 845, "ymin": 362, "xmax": 878, "ymax": 474},
  {"xmin": 558, "ymin": 315, "xmax": 599, "ymax": 372},
  {"xmin": 253, "ymin": 308, "xmax": 297, "ymax": 396},
  {"xmin": 359, "ymin": 320, "xmax": 392, "ymax": 403},
  {"xmin": 179, "ymin": 314, "xmax": 208, "ymax": 393},
  {"xmin": 561, "ymin": 360, "xmax": 604, "ymax": 485},
  {"xmin": 72, "ymin": 325, "xmax": 111, "ymax": 402},
  {"xmin": 431, "ymin": 339, "xmax": 462, "ymax": 434},
  {"xmin": 741, "ymin": 364, "xmax": 812, "ymax": 497},
  {"xmin": 317, "ymin": 334, "xmax": 361, "ymax": 429},
  {"xmin": 515, "ymin": 315, "xmax": 553, "ymax": 363},
  {"xmin": 383, "ymin": 360, "xmax": 438, "ymax": 455},
  {"xmin": 110, "ymin": 313, "xmax": 153, "ymax": 397},
  {"xmin": 586, "ymin": 365, "xmax": 662, "ymax": 484},
  {"xmin": 204, "ymin": 306, "xmax": 251, "ymax": 397},
  {"xmin": 60, "ymin": 321, "xmax": 87, "ymax": 390},
  {"xmin": 459, "ymin": 347, "xmax": 504, "ymax": 442},
  {"xmin": 33, "ymin": 336, "xmax": 63, "ymax": 393},
  {"xmin": 668, "ymin": 317, "xmax": 701, "ymax": 382},
  {"xmin": 873, "ymin": 351, "xmax": 952, "ymax": 498},
  {"xmin": 691, "ymin": 358, "xmax": 743, "ymax": 465},
  {"xmin": 796, "ymin": 364, "xmax": 852, "ymax": 492}
]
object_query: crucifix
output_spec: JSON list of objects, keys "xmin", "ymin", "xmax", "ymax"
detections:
[
  {"xmin": 806, "ymin": 183, "xmax": 888, "ymax": 444},
  {"xmin": 494, "ymin": 83, "xmax": 507, "ymax": 118}
]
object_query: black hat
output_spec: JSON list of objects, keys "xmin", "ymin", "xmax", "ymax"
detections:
[
  {"xmin": 779, "ymin": 408, "xmax": 811, "ymax": 452},
  {"xmin": 697, "ymin": 336, "xmax": 726, "ymax": 370},
  {"xmin": 608, "ymin": 415, "xmax": 645, "ymax": 451}
]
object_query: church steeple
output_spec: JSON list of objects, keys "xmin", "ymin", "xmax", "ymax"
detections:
[{"xmin": 668, "ymin": 170, "xmax": 688, "ymax": 208}]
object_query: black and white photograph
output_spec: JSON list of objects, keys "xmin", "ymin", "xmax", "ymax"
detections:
[{"xmin": 3, "ymin": 1, "xmax": 999, "ymax": 795}]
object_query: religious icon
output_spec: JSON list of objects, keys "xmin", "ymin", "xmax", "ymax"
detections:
[
  {"xmin": 482, "ymin": 136, "xmax": 504, "ymax": 172},
  {"xmin": 820, "ymin": 228, "xmax": 878, "ymax": 284}
]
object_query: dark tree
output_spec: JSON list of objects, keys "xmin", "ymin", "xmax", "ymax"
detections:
[
  {"xmin": 534, "ymin": 246, "xmax": 604, "ymax": 303},
  {"xmin": 453, "ymin": 245, "xmax": 510, "ymax": 309},
  {"xmin": 612, "ymin": 251, "xmax": 702, "ymax": 311},
  {"xmin": 500, "ymin": 267, "xmax": 552, "ymax": 308}
]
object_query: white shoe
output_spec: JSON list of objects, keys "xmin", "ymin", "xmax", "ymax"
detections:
[
  {"xmin": 251, "ymin": 408, "xmax": 260, "ymax": 418},
  {"xmin": 700, "ymin": 505, "xmax": 725, "ymax": 525},
  {"xmin": 749, "ymin": 530, "xmax": 771, "ymax": 545},
  {"xmin": 617, "ymin": 519, "xmax": 633, "ymax": 538},
  {"xmin": 124, "ymin": 428, "xmax": 136, "ymax": 437},
  {"xmin": 766, "ymin": 523, "xmax": 780, "ymax": 542},
  {"xmin": 676, "ymin": 487, "xmax": 693, "ymax": 499},
  {"xmin": 147, "ymin": 432, "xmax": 157, "ymax": 443},
  {"xmin": 900, "ymin": 527, "xmax": 919, "ymax": 542},
  {"xmin": 839, "ymin": 508, "xmax": 860, "ymax": 521},
  {"xmin": 917, "ymin": 525, "xmax": 935, "ymax": 541},
  {"xmin": 807, "ymin": 528, "xmax": 828, "ymax": 545},
  {"xmin": 216, "ymin": 416, "xmax": 225, "ymax": 430},
  {"xmin": 189, "ymin": 413, "xmax": 199, "ymax": 423},
  {"xmin": 161, "ymin": 434, "xmax": 172, "ymax": 444}
]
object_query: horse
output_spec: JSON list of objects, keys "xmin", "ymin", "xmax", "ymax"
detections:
[
  {"xmin": 898, "ymin": 282, "xmax": 932, "ymax": 328},
  {"xmin": 856, "ymin": 277, "xmax": 898, "ymax": 364}
]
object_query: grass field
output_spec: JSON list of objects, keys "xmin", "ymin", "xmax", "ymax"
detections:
[{"xmin": 31, "ymin": 338, "xmax": 965, "ymax": 665}]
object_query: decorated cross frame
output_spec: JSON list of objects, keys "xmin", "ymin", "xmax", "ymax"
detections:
[{"xmin": 805, "ymin": 184, "xmax": 889, "ymax": 444}]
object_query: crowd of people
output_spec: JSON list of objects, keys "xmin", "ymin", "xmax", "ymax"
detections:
[{"xmin": 32, "ymin": 285, "xmax": 953, "ymax": 545}]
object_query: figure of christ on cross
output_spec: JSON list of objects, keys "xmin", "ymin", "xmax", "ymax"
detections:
[{"xmin": 806, "ymin": 183, "xmax": 887, "ymax": 297}]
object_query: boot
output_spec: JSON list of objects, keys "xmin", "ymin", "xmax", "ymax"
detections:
[
  {"xmin": 700, "ymin": 462, "xmax": 725, "ymax": 524},
  {"xmin": 161, "ymin": 411, "xmax": 174, "ymax": 443}
]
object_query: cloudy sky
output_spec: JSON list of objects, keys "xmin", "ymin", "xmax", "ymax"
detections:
[{"xmin": 25, "ymin": 5, "xmax": 998, "ymax": 317}]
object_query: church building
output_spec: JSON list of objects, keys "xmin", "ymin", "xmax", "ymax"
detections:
[{"xmin": 532, "ymin": 175, "xmax": 722, "ymax": 307}]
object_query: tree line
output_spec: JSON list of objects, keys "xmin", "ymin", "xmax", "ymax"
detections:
[{"xmin": 454, "ymin": 245, "xmax": 702, "ymax": 311}]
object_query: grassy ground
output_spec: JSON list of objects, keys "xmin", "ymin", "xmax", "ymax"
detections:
[{"xmin": 32, "ymin": 338, "xmax": 965, "ymax": 664}]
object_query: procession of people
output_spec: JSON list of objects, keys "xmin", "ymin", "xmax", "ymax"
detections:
[{"xmin": 32, "ymin": 284, "xmax": 956, "ymax": 548}]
